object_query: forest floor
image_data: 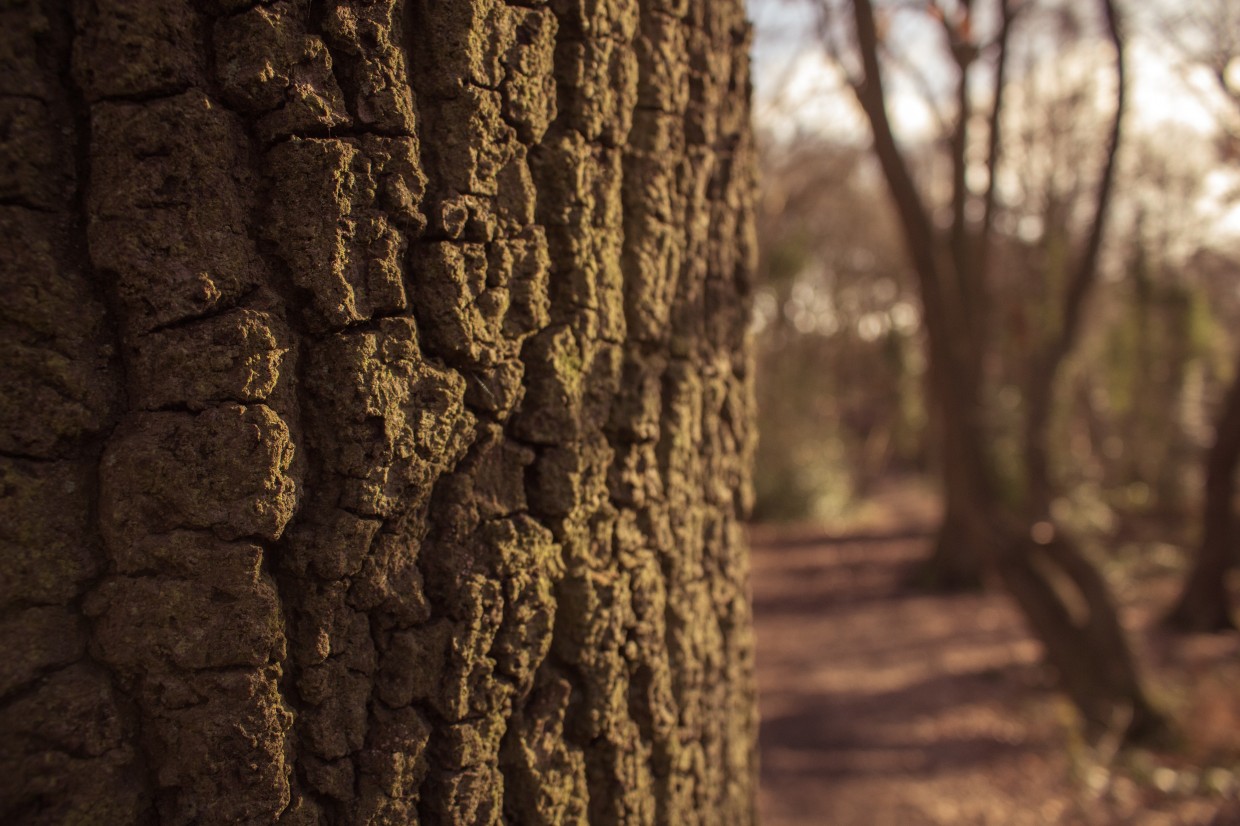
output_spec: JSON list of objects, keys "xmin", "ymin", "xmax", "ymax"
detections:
[{"xmin": 750, "ymin": 483, "xmax": 1240, "ymax": 825}]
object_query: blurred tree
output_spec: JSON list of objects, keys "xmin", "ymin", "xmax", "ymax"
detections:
[
  {"xmin": 1171, "ymin": 354, "xmax": 1240, "ymax": 631},
  {"xmin": 1046, "ymin": 126, "xmax": 1227, "ymax": 545},
  {"xmin": 1159, "ymin": 0, "xmax": 1240, "ymax": 631},
  {"xmin": 809, "ymin": 0, "xmax": 1165, "ymax": 740}
]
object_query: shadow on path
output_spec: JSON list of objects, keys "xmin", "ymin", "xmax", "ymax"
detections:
[{"xmin": 751, "ymin": 526, "xmax": 1064, "ymax": 825}]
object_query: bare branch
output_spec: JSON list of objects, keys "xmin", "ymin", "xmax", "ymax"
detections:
[
  {"xmin": 815, "ymin": 0, "xmax": 865, "ymax": 92},
  {"xmin": 948, "ymin": 48, "xmax": 972, "ymax": 295},
  {"xmin": 847, "ymin": 0, "xmax": 954, "ymax": 337},
  {"xmin": 1047, "ymin": 0, "xmax": 1127, "ymax": 371},
  {"xmin": 977, "ymin": 0, "xmax": 1015, "ymax": 280}
]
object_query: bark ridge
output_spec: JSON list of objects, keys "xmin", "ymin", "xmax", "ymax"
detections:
[{"xmin": 0, "ymin": 0, "xmax": 758, "ymax": 823}]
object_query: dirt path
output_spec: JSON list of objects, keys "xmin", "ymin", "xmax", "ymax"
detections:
[{"xmin": 750, "ymin": 520, "xmax": 1240, "ymax": 825}]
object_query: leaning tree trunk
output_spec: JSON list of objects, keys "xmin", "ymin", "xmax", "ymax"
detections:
[
  {"xmin": 937, "ymin": 378, "xmax": 1165, "ymax": 741},
  {"xmin": 1, "ymin": 1, "xmax": 759, "ymax": 824},
  {"xmin": 1167, "ymin": 349, "xmax": 1240, "ymax": 633}
]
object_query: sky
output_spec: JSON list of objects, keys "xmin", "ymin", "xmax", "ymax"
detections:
[
  {"xmin": 743, "ymin": 0, "xmax": 1240, "ymax": 236},
  {"xmin": 746, "ymin": 0, "xmax": 1228, "ymax": 138}
]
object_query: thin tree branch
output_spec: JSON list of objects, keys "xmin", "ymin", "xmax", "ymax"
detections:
[
  {"xmin": 847, "ymin": 0, "xmax": 950, "ymax": 336},
  {"xmin": 1047, "ymin": 0, "xmax": 1126, "ymax": 370},
  {"xmin": 949, "ymin": 54, "xmax": 973, "ymax": 308},
  {"xmin": 816, "ymin": 0, "xmax": 865, "ymax": 91},
  {"xmin": 978, "ymin": 0, "xmax": 1015, "ymax": 280}
]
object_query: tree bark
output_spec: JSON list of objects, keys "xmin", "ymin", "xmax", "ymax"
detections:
[
  {"xmin": 0, "ymin": 1, "xmax": 759, "ymax": 824},
  {"xmin": 922, "ymin": 499, "xmax": 986, "ymax": 590},
  {"xmin": 918, "ymin": 390, "xmax": 986, "ymax": 591},
  {"xmin": 1167, "ymin": 348, "xmax": 1240, "ymax": 632}
]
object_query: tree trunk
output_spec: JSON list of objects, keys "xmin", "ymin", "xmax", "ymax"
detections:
[
  {"xmin": 938, "ymin": 385, "xmax": 1165, "ymax": 741},
  {"xmin": 992, "ymin": 528, "xmax": 1165, "ymax": 740},
  {"xmin": 921, "ymin": 499, "xmax": 985, "ymax": 590},
  {"xmin": 846, "ymin": 0, "xmax": 1160, "ymax": 744},
  {"xmin": 1, "ymin": 1, "xmax": 759, "ymax": 824},
  {"xmin": 919, "ymin": 389, "xmax": 985, "ymax": 591},
  {"xmin": 1167, "ymin": 350, "xmax": 1240, "ymax": 632},
  {"xmin": 930, "ymin": 321, "xmax": 1163, "ymax": 741}
]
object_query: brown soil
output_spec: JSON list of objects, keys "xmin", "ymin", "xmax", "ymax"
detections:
[{"xmin": 751, "ymin": 489, "xmax": 1240, "ymax": 826}]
